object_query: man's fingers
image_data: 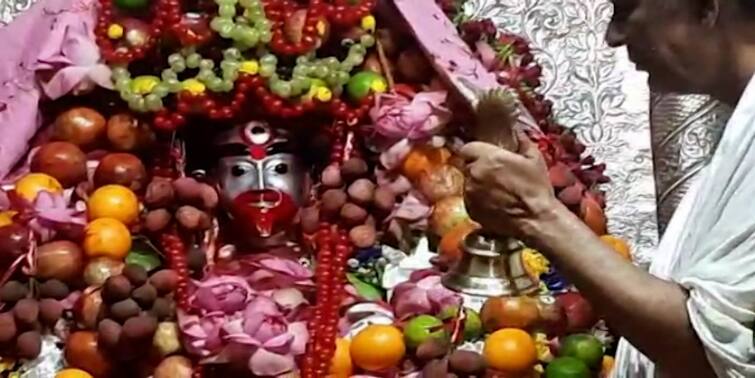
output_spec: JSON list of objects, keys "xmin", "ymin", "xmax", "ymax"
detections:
[
  {"xmin": 460, "ymin": 141, "xmax": 503, "ymax": 162},
  {"xmin": 516, "ymin": 131, "xmax": 540, "ymax": 159}
]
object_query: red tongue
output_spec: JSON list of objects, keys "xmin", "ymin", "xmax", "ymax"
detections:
[
  {"xmin": 253, "ymin": 209, "xmax": 273, "ymax": 237},
  {"xmin": 231, "ymin": 190, "xmax": 298, "ymax": 238}
]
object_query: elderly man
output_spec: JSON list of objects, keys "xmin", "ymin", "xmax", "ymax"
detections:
[{"xmin": 462, "ymin": 0, "xmax": 755, "ymax": 377}]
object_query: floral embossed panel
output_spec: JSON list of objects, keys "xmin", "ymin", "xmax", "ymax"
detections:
[{"xmin": 467, "ymin": 0, "xmax": 658, "ymax": 263}]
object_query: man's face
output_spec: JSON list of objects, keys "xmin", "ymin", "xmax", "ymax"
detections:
[{"xmin": 606, "ymin": 0, "xmax": 723, "ymax": 94}]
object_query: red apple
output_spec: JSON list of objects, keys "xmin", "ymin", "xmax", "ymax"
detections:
[{"xmin": 555, "ymin": 292, "xmax": 597, "ymax": 333}]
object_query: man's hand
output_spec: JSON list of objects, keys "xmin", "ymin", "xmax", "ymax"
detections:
[{"xmin": 460, "ymin": 132, "xmax": 557, "ymax": 239}]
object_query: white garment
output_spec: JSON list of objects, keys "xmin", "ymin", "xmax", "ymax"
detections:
[{"xmin": 614, "ymin": 75, "xmax": 755, "ymax": 378}]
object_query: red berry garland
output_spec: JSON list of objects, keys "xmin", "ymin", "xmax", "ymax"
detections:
[{"xmin": 95, "ymin": 0, "xmax": 167, "ymax": 64}]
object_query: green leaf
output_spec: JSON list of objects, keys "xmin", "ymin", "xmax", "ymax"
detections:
[
  {"xmin": 125, "ymin": 239, "xmax": 163, "ymax": 272},
  {"xmin": 346, "ymin": 273, "xmax": 384, "ymax": 301}
]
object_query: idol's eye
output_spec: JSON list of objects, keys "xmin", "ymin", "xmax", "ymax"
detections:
[
  {"xmin": 274, "ymin": 163, "xmax": 289, "ymax": 175},
  {"xmin": 231, "ymin": 164, "xmax": 249, "ymax": 177}
]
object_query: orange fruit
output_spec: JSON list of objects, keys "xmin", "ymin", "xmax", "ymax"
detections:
[
  {"xmin": 350, "ymin": 324, "xmax": 405, "ymax": 372},
  {"xmin": 88, "ymin": 185, "xmax": 140, "ymax": 224},
  {"xmin": 401, "ymin": 146, "xmax": 450, "ymax": 181},
  {"xmin": 600, "ymin": 235, "xmax": 632, "ymax": 261},
  {"xmin": 329, "ymin": 338, "xmax": 353, "ymax": 378},
  {"xmin": 56, "ymin": 369, "xmax": 94, "ymax": 378},
  {"xmin": 483, "ymin": 328, "xmax": 538, "ymax": 373},
  {"xmin": 15, "ymin": 173, "xmax": 63, "ymax": 202},
  {"xmin": 83, "ymin": 218, "xmax": 132, "ymax": 259},
  {"xmin": 438, "ymin": 221, "xmax": 480, "ymax": 263}
]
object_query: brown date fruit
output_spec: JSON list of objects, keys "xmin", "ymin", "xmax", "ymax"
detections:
[
  {"xmin": 0, "ymin": 281, "xmax": 28, "ymax": 303},
  {"xmin": 340, "ymin": 158, "xmax": 369, "ymax": 181},
  {"xmin": 448, "ymin": 350, "xmax": 486, "ymax": 374},
  {"xmin": 102, "ymin": 275, "xmax": 133, "ymax": 303},
  {"xmin": 39, "ymin": 298, "xmax": 64, "ymax": 326},
  {"xmin": 122, "ymin": 264, "xmax": 148, "ymax": 286},
  {"xmin": 110, "ymin": 299, "xmax": 140, "ymax": 322},
  {"xmin": 321, "ymin": 189, "xmax": 347, "ymax": 215},
  {"xmin": 149, "ymin": 269, "xmax": 179, "ymax": 295},
  {"xmin": 13, "ymin": 298, "xmax": 39, "ymax": 325},
  {"xmin": 144, "ymin": 209, "xmax": 172, "ymax": 232},
  {"xmin": 122, "ymin": 315, "xmax": 158, "ymax": 340},
  {"xmin": 39, "ymin": 279, "xmax": 70, "ymax": 300},
  {"xmin": 53, "ymin": 107, "xmax": 106, "ymax": 149},
  {"xmin": 340, "ymin": 202, "xmax": 368, "ymax": 226},
  {"xmin": 144, "ymin": 178, "xmax": 175, "ymax": 208},
  {"xmin": 16, "ymin": 331, "xmax": 42, "ymax": 359},
  {"xmin": 97, "ymin": 318, "xmax": 122, "ymax": 348},
  {"xmin": 93, "ymin": 153, "xmax": 148, "ymax": 192},
  {"xmin": 347, "ymin": 179, "xmax": 376, "ymax": 204},
  {"xmin": 349, "ymin": 224, "xmax": 377, "ymax": 248},
  {"xmin": 0, "ymin": 312, "xmax": 17, "ymax": 343},
  {"xmin": 30, "ymin": 142, "xmax": 87, "ymax": 187},
  {"xmin": 132, "ymin": 283, "xmax": 158, "ymax": 308}
]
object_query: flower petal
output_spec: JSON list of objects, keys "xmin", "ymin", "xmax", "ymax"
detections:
[{"xmin": 248, "ymin": 348, "xmax": 296, "ymax": 376}]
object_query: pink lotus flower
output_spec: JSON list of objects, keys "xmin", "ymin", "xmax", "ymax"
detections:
[
  {"xmin": 178, "ymin": 310, "xmax": 226, "ymax": 358},
  {"xmin": 192, "ymin": 275, "xmax": 254, "ymax": 314},
  {"xmin": 369, "ymin": 91, "xmax": 452, "ymax": 145},
  {"xmin": 246, "ymin": 254, "xmax": 314, "ymax": 291},
  {"xmin": 391, "ymin": 270, "xmax": 461, "ymax": 320},
  {"xmin": 222, "ymin": 296, "xmax": 309, "ymax": 376}
]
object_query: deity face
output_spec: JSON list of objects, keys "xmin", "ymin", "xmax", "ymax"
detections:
[{"xmin": 213, "ymin": 121, "xmax": 309, "ymax": 248}]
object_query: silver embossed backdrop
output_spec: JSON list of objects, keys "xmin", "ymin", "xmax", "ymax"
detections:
[{"xmin": 0, "ymin": 0, "xmax": 669, "ymax": 262}]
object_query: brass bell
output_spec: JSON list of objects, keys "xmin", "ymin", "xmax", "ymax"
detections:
[{"xmin": 442, "ymin": 230, "xmax": 539, "ymax": 297}]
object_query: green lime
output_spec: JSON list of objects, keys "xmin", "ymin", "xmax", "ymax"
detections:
[
  {"xmin": 545, "ymin": 357, "xmax": 591, "ymax": 378},
  {"xmin": 462, "ymin": 308, "xmax": 483, "ymax": 340},
  {"xmin": 114, "ymin": 0, "xmax": 150, "ymax": 11},
  {"xmin": 403, "ymin": 315, "xmax": 447, "ymax": 349},
  {"xmin": 560, "ymin": 334, "xmax": 604, "ymax": 369},
  {"xmin": 347, "ymin": 71, "xmax": 387, "ymax": 101}
]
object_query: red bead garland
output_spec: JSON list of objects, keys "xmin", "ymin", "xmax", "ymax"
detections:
[
  {"xmin": 301, "ymin": 224, "xmax": 352, "ymax": 378},
  {"xmin": 325, "ymin": 0, "xmax": 376, "ymax": 26},
  {"xmin": 160, "ymin": 232, "xmax": 191, "ymax": 310}
]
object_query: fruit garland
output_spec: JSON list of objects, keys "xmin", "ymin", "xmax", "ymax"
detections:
[{"xmin": 95, "ymin": 0, "xmax": 383, "ymax": 131}]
